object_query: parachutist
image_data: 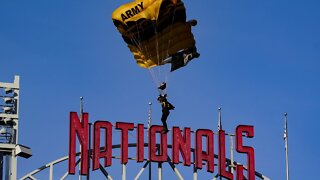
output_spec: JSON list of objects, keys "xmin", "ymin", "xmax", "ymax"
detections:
[{"xmin": 157, "ymin": 94, "xmax": 175, "ymax": 133}]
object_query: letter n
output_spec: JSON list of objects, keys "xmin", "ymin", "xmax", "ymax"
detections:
[
  {"xmin": 172, "ymin": 127, "xmax": 191, "ymax": 166},
  {"xmin": 68, "ymin": 112, "xmax": 89, "ymax": 175}
]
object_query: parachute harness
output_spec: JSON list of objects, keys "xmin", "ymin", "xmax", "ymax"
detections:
[{"xmin": 148, "ymin": 3, "xmax": 178, "ymax": 95}]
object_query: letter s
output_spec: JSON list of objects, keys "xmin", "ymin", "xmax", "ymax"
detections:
[{"xmin": 236, "ymin": 125, "xmax": 255, "ymax": 180}]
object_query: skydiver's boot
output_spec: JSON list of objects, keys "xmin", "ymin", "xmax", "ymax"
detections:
[
  {"xmin": 162, "ymin": 125, "xmax": 169, "ymax": 134},
  {"xmin": 163, "ymin": 129, "xmax": 169, "ymax": 134}
]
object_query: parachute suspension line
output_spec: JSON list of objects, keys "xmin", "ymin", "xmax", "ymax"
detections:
[
  {"xmin": 148, "ymin": 68, "xmax": 161, "ymax": 90},
  {"xmin": 137, "ymin": 21, "xmax": 160, "ymax": 89},
  {"xmin": 132, "ymin": 22, "xmax": 153, "ymax": 64},
  {"xmin": 147, "ymin": 67, "xmax": 165, "ymax": 95},
  {"xmin": 123, "ymin": 23, "xmax": 161, "ymax": 93},
  {"xmin": 127, "ymin": 22, "xmax": 150, "ymax": 61},
  {"xmin": 128, "ymin": 22, "xmax": 161, "ymax": 89},
  {"xmin": 163, "ymin": 4, "xmax": 179, "ymax": 95},
  {"xmin": 130, "ymin": 23, "xmax": 144, "ymax": 53},
  {"xmin": 152, "ymin": 20, "xmax": 163, "ymax": 86}
]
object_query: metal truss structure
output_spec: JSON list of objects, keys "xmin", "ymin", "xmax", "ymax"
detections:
[{"xmin": 0, "ymin": 76, "xmax": 32, "ymax": 180}]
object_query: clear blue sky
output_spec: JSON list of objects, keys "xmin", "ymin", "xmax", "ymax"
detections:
[{"xmin": 1, "ymin": 0, "xmax": 320, "ymax": 179}]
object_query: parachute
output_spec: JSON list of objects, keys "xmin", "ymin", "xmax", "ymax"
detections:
[{"xmin": 112, "ymin": 0, "xmax": 199, "ymax": 91}]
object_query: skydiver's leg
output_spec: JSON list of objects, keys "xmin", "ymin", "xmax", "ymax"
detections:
[
  {"xmin": 161, "ymin": 110, "xmax": 170, "ymax": 133},
  {"xmin": 162, "ymin": 120, "xmax": 168, "ymax": 133}
]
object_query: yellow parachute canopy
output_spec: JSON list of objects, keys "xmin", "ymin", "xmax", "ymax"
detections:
[
  {"xmin": 112, "ymin": 0, "xmax": 198, "ymax": 69},
  {"xmin": 112, "ymin": 0, "xmax": 162, "ymax": 24}
]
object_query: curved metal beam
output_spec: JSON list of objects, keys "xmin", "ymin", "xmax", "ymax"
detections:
[{"xmin": 20, "ymin": 143, "xmax": 270, "ymax": 180}]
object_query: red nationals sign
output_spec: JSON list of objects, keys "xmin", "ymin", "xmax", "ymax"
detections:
[{"xmin": 68, "ymin": 112, "xmax": 256, "ymax": 180}]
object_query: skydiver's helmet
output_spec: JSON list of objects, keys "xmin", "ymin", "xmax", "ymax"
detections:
[{"xmin": 157, "ymin": 96, "xmax": 163, "ymax": 103}]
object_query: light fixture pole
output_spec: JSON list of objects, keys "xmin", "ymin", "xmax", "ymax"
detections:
[{"xmin": 0, "ymin": 75, "xmax": 32, "ymax": 180}]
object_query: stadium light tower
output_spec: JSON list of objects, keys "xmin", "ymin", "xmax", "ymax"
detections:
[{"xmin": 0, "ymin": 75, "xmax": 32, "ymax": 180}]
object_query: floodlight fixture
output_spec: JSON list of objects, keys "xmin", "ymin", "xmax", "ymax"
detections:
[
  {"xmin": 0, "ymin": 117, "xmax": 15, "ymax": 126},
  {"xmin": 4, "ymin": 97, "xmax": 14, "ymax": 104},
  {"xmin": 0, "ymin": 127, "xmax": 6, "ymax": 134},
  {"xmin": 0, "ymin": 117, "xmax": 9, "ymax": 124},
  {"xmin": 3, "ymin": 107, "xmax": 14, "ymax": 114},
  {"xmin": 4, "ymin": 88, "xmax": 13, "ymax": 94},
  {"xmin": 13, "ymin": 89, "xmax": 19, "ymax": 97},
  {"xmin": 15, "ymin": 144, "xmax": 32, "ymax": 159}
]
